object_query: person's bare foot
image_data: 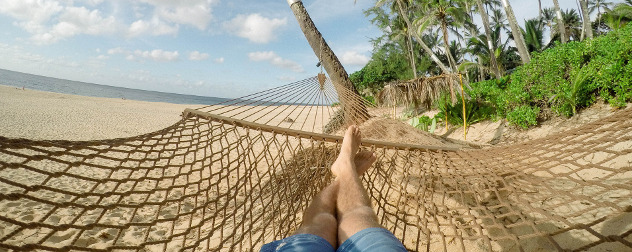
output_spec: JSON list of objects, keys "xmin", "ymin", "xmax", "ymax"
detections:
[
  {"xmin": 331, "ymin": 125, "xmax": 361, "ymax": 177},
  {"xmin": 355, "ymin": 151, "xmax": 376, "ymax": 176}
]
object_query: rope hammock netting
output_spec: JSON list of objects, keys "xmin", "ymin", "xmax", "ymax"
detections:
[{"xmin": 0, "ymin": 75, "xmax": 631, "ymax": 251}]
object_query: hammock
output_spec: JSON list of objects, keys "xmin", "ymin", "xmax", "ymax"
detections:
[{"xmin": 0, "ymin": 76, "xmax": 631, "ymax": 251}]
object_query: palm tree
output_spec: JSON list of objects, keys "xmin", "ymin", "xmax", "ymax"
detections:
[
  {"xmin": 414, "ymin": 0, "xmax": 469, "ymax": 72},
  {"xmin": 578, "ymin": 0, "xmax": 594, "ymax": 39},
  {"xmin": 386, "ymin": 0, "xmax": 452, "ymax": 73},
  {"xmin": 366, "ymin": 5, "xmax": 420, "ymax": 78},
  {"xmin": 392, "ymin": 15, "xmax": 419, "ymax": 78},
  {"xmin": 421, "ymin": 28, "xmax": 448, "ymax": 75},
  {"xmin": 467, "ymin": 25, "xmax": 520, "ymax": 74},
  {"xmin": 491, "ymin": 8, "xmax": 509, "ymax": 33},
  {"xmin": 560, "ymin": 9, "xmax": 583, "ymax": 40},
  {"xmin": 542, "ymin": 7, "xmax": 557, "ymax": 38},
  {"xmin": 523, "ymin": 18, "xmax": 551, "ymax": 53},
  {"xmin": 588, "ymin": 0, "xmax": 614, "ymax": 34},
  {"xmin": 500, "ymin": 0, "xmax": 530, "ymax": 64},
  {"xmin": 608, "ymin": 0, "xmax": 632, "ymax": 25},
  {"xmin": 553, "ymin": 0, "xmax": 569, "ymax": 43},
  {"xmin": 476, "ymin": 0, "xmax": 502, "ymax": 78}
]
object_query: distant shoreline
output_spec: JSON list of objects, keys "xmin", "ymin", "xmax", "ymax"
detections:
[
  {"xmin": 0, "ymin": 84, "xmax": 207, "ymax": 107},
  {"xmin": 0, "ymin": 68, "xmax": 232, "ymax": 105}
]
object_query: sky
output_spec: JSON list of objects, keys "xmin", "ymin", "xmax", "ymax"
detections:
[{"xmin": 0, "ymin": 0, "xmax": 624, "ymax": 98}]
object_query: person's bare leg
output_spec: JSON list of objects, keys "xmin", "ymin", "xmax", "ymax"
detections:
[
  {"xmin": 293, "ymin": 150, "xmax": 376, "ymax": 247},
  {"xmin": 331, "ymin": 125, "xmax": 382, "ymax": 245}
]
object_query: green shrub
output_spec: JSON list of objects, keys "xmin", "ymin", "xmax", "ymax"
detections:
[
  {"xmin": 467, "ymin": 77, "xmax": 510, "ymax": 120},
  {"xmin": 465, "ymin": 25, "xmax": 632, "ymax": 128},
  {"xmin": 411, "ymin": 115, "xmax": 437, "ymax": 133},
  {"xmin": 436, "ymin": 93, "xmax": 494, "ymax": 126},
  {"xmin": 549, "ymin": 66, "xmax": 592, "ymax": 116},
  {"xmin": 507, "ymin": 106, "xmax": 540, "ymax": 129}
]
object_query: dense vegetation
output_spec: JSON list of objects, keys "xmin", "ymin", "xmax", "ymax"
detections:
[
  {"xmin": 351, "ymin": 0, "xmax": 632, "ymax": 129},
  {"xmin": 469, "ymin": 24, "xmax": 632, "ymax": 128}
]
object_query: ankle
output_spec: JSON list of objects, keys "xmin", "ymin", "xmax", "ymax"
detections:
[{"xmin": 338, "ymin": 166, "xmax": 359, "ymax": 179}]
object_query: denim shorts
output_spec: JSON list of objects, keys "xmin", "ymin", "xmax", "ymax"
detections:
[{"xmin": 260, "ymin": 227, "xmax": 407, "ymax": 252}]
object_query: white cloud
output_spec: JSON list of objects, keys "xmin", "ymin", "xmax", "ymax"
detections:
[
  {"xmin": 128, "ymin": 19, "xmax": 178, "ymax": 37},
  {"xmin": 108, "ymin": 47, "xmax": 179, "ymax": 62},
  {"xmin": 0, "ymin": 0, "xmax": 216, "ymax": 43},
  {"xmin": 340, "ymin": 51, "xmax": 370, "ymax": 66},
  {"xmin": 41, "ymin": 6, "xmax": 118, "ymax": 42},
  {"xmin": 106, "ymin": 47, "xmax": 122, "ymax": 54},
  {"xmin": 224, "ymin": 14, "xmax": 287, "ymax": 44},
  {"xmin": 0, "ymin": 1, "xmax": 120, "ymax": 44},
  {"xmin": 249, "ymin": 51, "xmax": 303, "ymax": 73},
  {"xmin": 0, "ymin": 0, "xmax": 63, "ymax": 29},
  {"xmin": 214, "ymin": 57, "xmax": 225, "ymax": 64},
  {"xmin": 82, "ymin": 0, "xmax": 104, "ymax": 6},
  {"xmin": 138, "ymin": 0, "xmax": 216, "ymax": 30},
  {"xmin": 189, "ymin": 51, "xmax": 209, "ymax": 61},
  {"xmin": 133, "ymin": 49, "xmax": 179, "ymax": 62}
]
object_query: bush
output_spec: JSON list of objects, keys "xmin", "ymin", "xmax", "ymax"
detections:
[
  {"xmin": 507, "ymin": 106, "xmax": 540, "ymax": 129},
  {"xmin": 466, "ymin": 25, "xmax": 632, "ymax": 128},
  {"xmin": 467, "ymin": 77, "xmax": 511, "ymax": 120},
  {"xmin": 435, "ymin": 93, "xmax": 494, "ymax": 126},
  {"xmin": 411, "ymin": 115, "xmax": 437, "ymax": 133}
]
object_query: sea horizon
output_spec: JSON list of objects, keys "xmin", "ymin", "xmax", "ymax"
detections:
[{"xmin": 0, "ymin": 68, "xmax": 232, "ymax": 106}]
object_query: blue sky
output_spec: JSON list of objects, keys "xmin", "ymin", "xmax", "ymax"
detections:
[{"xmin": 0, "ymin": 0, "xmax": 623, "ymax": 98}]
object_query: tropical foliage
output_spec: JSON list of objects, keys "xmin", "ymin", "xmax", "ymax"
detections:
[
  {"xmin": 468, "ymin": 24, "xmax": 632, "ymax": 127},
  {"xmin": 351, "ymin": 0, "xmax": 631, "ymax": 129}
]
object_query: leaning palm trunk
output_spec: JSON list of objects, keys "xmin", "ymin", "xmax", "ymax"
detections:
[
  {"xmin": 441, "ymin": 20, "xmax": 459, "ymax": 72},
  {"xmin": 553, "ymin": 0, "xmax": 569, "ymax": 43},
  {"xmin": 501, "ymin": 0, "xmax": 531, "ymax": 64},
  {"xmin": 579, "ymin": 0, "xmax": 594, "ymax": 39},
  {"xmin": 395, "ymin": 0, "xmax": 451, "ymax": 74},
  {"xmin": 407, "ymin": 33, "xmax": 418, "ymax": 78},
  {"xmin": 288, "ymin": 0, "xmax": 369, "ymax": 125},
  {"xmin": 476, "ymin": 0, "xmax": 502, "ymax": 79}
]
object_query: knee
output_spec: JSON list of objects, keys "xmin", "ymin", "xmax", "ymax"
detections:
[
  {"xmin": 340, "ymin": 207, "xmax": 380, "ymax": 226},
  {"xmin": 340, "ymin": 206, "xmax": 378, "ymax": 220},
  {"xmin": 299, "ymin": 212, "xmax": 337, "ymax": 231},
  {"xmin": 313, "ymin": 212, "xmax": 337, "ymax": 227}
]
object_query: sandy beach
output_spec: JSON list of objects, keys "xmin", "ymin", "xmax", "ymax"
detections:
[
  {"xmin": 0, "ymin": 84, "xmax": 453, "ymax": 147},
  {"xmin": 0, "ymin": 85, "xmax": 200, "ymax": 141}
]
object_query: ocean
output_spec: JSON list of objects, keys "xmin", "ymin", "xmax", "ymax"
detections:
[{"xmin": 0, "ymin": 69, "xmax": 231, "ymax": 105}]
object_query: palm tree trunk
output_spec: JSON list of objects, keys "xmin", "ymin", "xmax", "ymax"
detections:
[
  {"xmin": 579, "ymin": 0, "xmax": 594, "ymax": 39},
  {"xmin": 476, "ymin": 0, "xmax": 502, "ymax": 79},
  {"xmin": 538, "ymin": 0, "xmax": 543, "ymax": 20},
  {"xmin": 553, "ymin": 0, "xmax": 568, "ymax": 43},
  {"xmin": 500, "ymin": 0, "xmax": 531, "ymax": 64},
  {"xmin": 395, "ymin": 0, "xmax": 451, "ymax": 74},
  {"xmin": 408, "ymin": 34, "xmax": 418, "ymax": 78},
  {"xmin": 477, "ymin": 56, "xmax": 484, "ymax": 81},
  {"xmin": 441, "ymin": 20, "xmax": 459, "ymax": 72},
  {"xmin": 288, "ymin": 0, "xmax": 369, "ymax": 124},
  {"xmin": 597, "ymin": 5, "xmax": 602, "ymax": 35}
]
